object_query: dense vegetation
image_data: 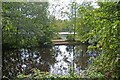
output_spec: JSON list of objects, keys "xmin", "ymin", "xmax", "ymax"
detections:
[
  {"xmin": 2, "ymin": 1, "xmax": 120, "ymax": 80},
  {"xmin": 2, "ymin": 2, "xmax": 54, "ymax": 49},
  {"xmin": 2, "ymin": 2, "xmax": 55, "ymax": 79},
  {"xmin": 76, "ymin": 2, "xmax": 120, "ymax": 79}
]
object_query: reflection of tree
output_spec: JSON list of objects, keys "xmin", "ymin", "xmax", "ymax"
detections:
[
  {"xmin": 2, "ymin": 47, "xmax": 56, "ymax": 79},
  {"xmin": 3, "ymin": 49, "xmax": 22, "ymax": 79},
  {"xmin": 3, "ymin": 44, "xmax": 95, "ymax": 79},
  {"xmin": 74, "ymin": 44, "xmax": 89, "ymax": 70},
  {"xmin": 54, "ymin": 45, "xmax": 90, "ymax": 73}
]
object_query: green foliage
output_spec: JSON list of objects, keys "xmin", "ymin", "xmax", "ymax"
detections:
[
  {"xmin": 76, "ymin": 1, "xmax": 120, "ymax": 79},
  {"xmin": 66, "ymin": 34, "xmax": 74, "ymax": 41},
  {"xmin": 2, "ymin": 2, "xmax": 55, "ymax": 48},
  {"xmin": 2, "ymin": 1, "xmax": 120, "ymax": 79},
  {"xmin": 16, "ymin": 68, "xmax": 80, "ymax": 80}
]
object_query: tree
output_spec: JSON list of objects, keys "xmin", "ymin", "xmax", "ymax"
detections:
[
  {"xmin": 2, "ymin": 2, "xmax": 54, "ymax": 49},
  {"xmin": 76, "ymin": 1, "xmax": 120, "ymax": 78},
  {"xmin": 2, "ymin": 2, "xmax": 55, "ymax": 79}
]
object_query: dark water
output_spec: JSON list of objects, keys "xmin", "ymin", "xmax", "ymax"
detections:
[{"xmin": 2, "ymin": 44, "xmax": 97, "ymax": 79}]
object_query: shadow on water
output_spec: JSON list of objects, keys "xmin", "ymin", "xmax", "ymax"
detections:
[{"xmin": 2, "ymin": 44, "xmax": 97, "ymax": 79}]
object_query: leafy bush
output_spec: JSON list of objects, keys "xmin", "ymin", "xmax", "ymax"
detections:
[{"xmin": 16, "ymin": 68, "xmax": 81, "ymax": 80}]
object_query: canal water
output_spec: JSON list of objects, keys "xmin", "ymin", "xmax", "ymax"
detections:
[{"xmin": 3, "ymin": 44, "xmax": 97, "ymax": 78}]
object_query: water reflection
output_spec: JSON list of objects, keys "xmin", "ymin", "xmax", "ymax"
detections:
[
  {"xmin": 3, "ymin": 44, "xmax": 96, "ymax": 78},
  {"xmin": 50, "ymin": 45, "xmax": 74, "ymax": 75}
]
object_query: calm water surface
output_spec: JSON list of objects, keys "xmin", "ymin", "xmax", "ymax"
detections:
[{"xmin": 3, "ymin": 44, "xmax": 97, "ymax": 78}]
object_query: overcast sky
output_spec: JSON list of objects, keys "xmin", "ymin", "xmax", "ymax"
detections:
[{"xmin": 48, "ymin": 0, "xmax": 98, "ymax": 20}]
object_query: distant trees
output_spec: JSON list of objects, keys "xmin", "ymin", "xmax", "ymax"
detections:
[
  {"xmin": 2, "ymin": 2, "xmax": 54, "ymax": 48},
  {"xmin": 2, "ymin": 1, "xmax": 120, "ymax": 79}
]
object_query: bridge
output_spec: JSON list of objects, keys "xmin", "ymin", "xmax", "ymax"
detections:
[
  {"xmin": 52, "ymin": 32, "xmax": 79, "ymax": 45},
  {"xmin": 51, "ymin": 32, "xmax": 81, "ymax": 45},
  {"xmin": 58, "ymin": 32, "xmax": 77, "ymax": 40},
  {"xmin": 52, "ymin": 39, "xmax": 83, "ymax": 45}
]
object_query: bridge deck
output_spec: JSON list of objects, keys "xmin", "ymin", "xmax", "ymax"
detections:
[{"xmin": 52, "ymin": 39, "xmax": 82, "ymax": 45}]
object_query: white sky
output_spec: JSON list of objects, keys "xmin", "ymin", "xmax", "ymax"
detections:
[{"xmin": 48, "ymin": 0, "xmax": 98, "ymax": 20}]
